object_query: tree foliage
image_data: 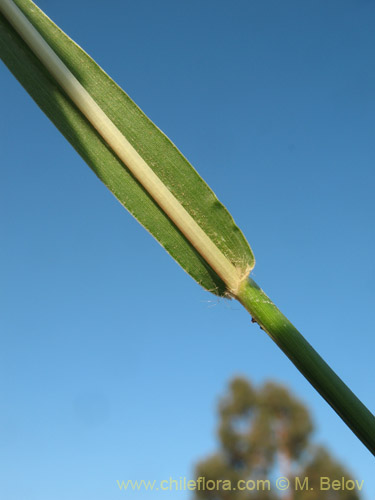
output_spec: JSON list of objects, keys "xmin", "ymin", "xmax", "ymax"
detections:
[{"xmin": 194, "ymin": 377, "xmax": 361, "ymax": 500}]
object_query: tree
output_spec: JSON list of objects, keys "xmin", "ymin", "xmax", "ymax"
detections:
[{"xmin": 193, "ymin": 377, "xmax": 361, "ymax": 500}]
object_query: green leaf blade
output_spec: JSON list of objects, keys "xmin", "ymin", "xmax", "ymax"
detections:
[{"xmin": 0, "ymin": 0, "xmax": 254, "ymax": 295}]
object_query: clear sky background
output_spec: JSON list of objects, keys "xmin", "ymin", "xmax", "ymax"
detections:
[{"xmin": 1, "ymin": 0, "xmax": 375, "ymax": 499}]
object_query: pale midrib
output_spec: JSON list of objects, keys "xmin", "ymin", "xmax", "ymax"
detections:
[
  {"xmin": 0, "ymin": 0, "xmax": 248, "ymax": 294},
  {"xmin": 0, "ymin": 0, "xmax": 253, "ymax": 294}
]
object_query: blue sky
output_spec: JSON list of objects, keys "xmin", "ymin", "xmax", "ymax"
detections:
[{"xmin": 1, "ymin": 0, "xmax": 375, "ymax": 499}]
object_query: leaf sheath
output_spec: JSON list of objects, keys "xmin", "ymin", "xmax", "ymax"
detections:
[{"xmin": 237, "ymin": 278, "xmax": 375, "ymax": 456}]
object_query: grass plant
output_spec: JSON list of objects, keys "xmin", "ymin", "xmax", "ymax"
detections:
[{"xmin": 1, "ymin": 0, "xmax": 374, "ymax": 455}]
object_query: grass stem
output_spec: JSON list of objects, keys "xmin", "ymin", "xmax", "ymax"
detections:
[{"xmin": 236, "ymin": 278, "xmax": 375, "ymax": 456}]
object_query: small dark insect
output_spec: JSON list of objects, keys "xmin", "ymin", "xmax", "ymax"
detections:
[{"xmin": 251, "ymin": 317, "xmax": 264, "ymax": 331}]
